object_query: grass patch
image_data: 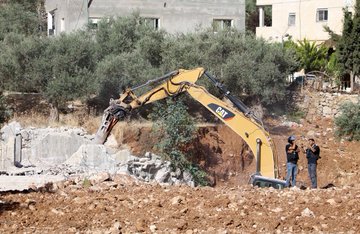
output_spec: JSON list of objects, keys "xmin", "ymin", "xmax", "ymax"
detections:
[{"xmin": 287, "ymin": 109, "xmax": 306, "ymax": 123}]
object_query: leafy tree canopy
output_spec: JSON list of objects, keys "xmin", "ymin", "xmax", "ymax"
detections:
[
  {"xmin": 335, "ymin": 101, "xmax": 360, "ymax": 141},
  {"xmin": 161, "ymin": 30, "xmax": 298, "ymax": 104},
  {"xmin": 43, "ymin": 31, "xmax": 97, "ymax": 108},
  {"xmin": 150, "ymin": 98, "xmax": 207, "ymax": 185},
  {"xmin": 0, "ymin": 33, "xmax": 48, "ymax": 92},
  {"xmin": 0, "ymin": 0, "xmax": 44, "ymax": 40},
  {"xmin": 294, "ymin": 38, "xmax": 328, "ymax": 74}
]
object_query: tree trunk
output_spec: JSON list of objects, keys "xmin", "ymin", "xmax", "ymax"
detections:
[
  {"xmin": 49, "ymin": 102, "xmax": 59, "ymax": 122},
  {"xmin": 350, "ymin": 71, "xmax": 354, "ymax": 92}
]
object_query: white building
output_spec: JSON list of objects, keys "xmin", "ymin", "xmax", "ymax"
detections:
[
  {"xmin": 256, "ymin": 0, "xmax": 355, "ymax": 43},
  {"xmin": 45, "ymin": 0, "xmax": 246, "ymax": 35}
]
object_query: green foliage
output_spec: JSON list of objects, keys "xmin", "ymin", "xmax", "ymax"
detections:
[
  {"xmin": 337, "ymin": 8, "xmax": 354, "ymax": 75},
  {"xmin": 294, "ymin": 39, "xmax": 328, "ymax": 73},
  {"xmin": 0, "ymin": 33, "xmax": 49, "ymax": 92},
  {"xmin": 323, "ymin": 25, "xmax": 341, "ymax": 43},
  {"xmin": 0, "ymin": 92, "xmax": 11, "ymax": 124},
  {"xmin": 151, "ymin": 99, "xmax": 196, "ymax": 154},
  {"xmin": 161, "ymin": 32, "xmax": 206, "ymax": 71},
  {"xmin": 0, "ymin": 1, "xmax": 44, "ymax": 40},
  {"xmin": 93, "ymin": 15, "xmax": 165, "ymax": 101},
  {"xmin": 136, "ymin": 29, "xmax": 165, "ymax": 67},
  {"xmin": 287, "ymin": 109, "xmax": 306, "ymax": 124},
  {"xmin": 223, "ymin": 39, "xmax": 297, "ymax": 104},
  {"xmin": 95, "ymin": 52, "xmax": 159, "ymax": 103},
  {"xmin": 44, "ymin": 68, "xmax": 94, "ymax": 106},
  {"xmin": 95, "ymin": 15, "xmax": 140, "ymax": 56},
  {"xmin": 326, "ymin": 53, "xmax": 341, "ymax": 86},
  {"xmin": 334, "ymin": 101, "xmax": 360, "ymax": 141},
  {"xmin": 0, "ymin": 13, "xmax": 299, "ymax": 119},
  {"xmin": 326, "ymin": 5, "xmax": 360, "ymax": 88},
  {"xmin": 245, "ymin": 0, "xmax": 272, "ymax": 33},
  {"xmin": 82, "ymin": 178, "xmax": 91, "ymax": 188},
  {"xmin": 42, "ymin": 31, "xmax": 97, "ymax": 108},
  {"xmin": 161, "ymin": 30, "xmax": 297, "ymax": 104},
  {"xmin": 187, "ymin": 164, "xmax": 208, "ymax": 186},
  {"xmin": 351, "ymin": 0, "xmax": 360, "ymax": 77},
  {"xmin": 94, "ymin": 14, "xmax": 165, "ymax": 63},
  {"xmin": 150, "ymin": 99, "xmax": 208, "ymax": 186}
]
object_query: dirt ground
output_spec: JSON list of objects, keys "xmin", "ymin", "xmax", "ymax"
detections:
[{"xmin": 1, "ymin": 117, "xmax": 360, "ymax": 233}]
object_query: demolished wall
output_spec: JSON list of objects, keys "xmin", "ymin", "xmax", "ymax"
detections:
[{"xmin": 0, "ymin": 122, "xmax": 195, "ymax": 191}]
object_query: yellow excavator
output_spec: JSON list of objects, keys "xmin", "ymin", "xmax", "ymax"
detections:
[{"xmin": 95, "ymin": 68, "xmax": 286, "ymax": 188}]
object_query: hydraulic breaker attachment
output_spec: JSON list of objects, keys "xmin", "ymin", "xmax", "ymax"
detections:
[{"xmin": 94, "ymin": 99, "xmax": 128, "ymax": 144}]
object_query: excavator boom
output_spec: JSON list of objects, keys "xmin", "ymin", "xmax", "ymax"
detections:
[{"xmin": 95, "ymin": 68, "xmax": 280, "ymax": 180}]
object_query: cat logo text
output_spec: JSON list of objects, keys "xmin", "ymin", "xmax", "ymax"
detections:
[{"xmin": 208, "ymin": 103, "xmax": 235, "ymax": 121}]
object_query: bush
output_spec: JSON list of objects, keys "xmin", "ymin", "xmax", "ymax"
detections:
[
  {"xmin": 150, "ymin": 98, "xmax": 208, "ymax": 186},
  {"xmin": 335, "ymin": 101, "xmax": 360, "ymax": 141},
  {"xmin": 161, "ymin": 30, "xmax": 298, "ymax": 105},
  {"xmin": 0, "ymin": 92, "xmax": 11, "ymax": 124},
  {"xmin": 287, "ymin": 109, "xmax": 306, "ymax": 124}
]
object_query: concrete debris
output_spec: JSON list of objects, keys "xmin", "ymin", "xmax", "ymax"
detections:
[
  {"xmin": 0, "ymin": 121, "xmax": 195, "ymax": 191},
  {"xmin": 280, "ymin": 121, "xmax": 301, "ymax": 128},
  {"xmin": 326, "ymin": 198, "xmax": 337, "ymax": 206},
  {"xmin": 301, "ymin": 207, "xmax": 315, "ymax": 217},
  {"xmin": 89, "ymin": 172, "xmax": 110, "ymax": 185},
  {"xmin": 0, "ymin": 121, "xmax": 21, "ymax": 142}
]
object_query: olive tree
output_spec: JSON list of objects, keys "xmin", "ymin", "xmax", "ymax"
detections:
[
  {"xmin": 161, "ymin": 30, "xmax": 298, "ymax": 105},
  {"xmin": 0, "ymin": 33, "xmax": 49, "ymax": 92},
  {"xmin": 42, "ymin": 31, "xmax": 97, "ymax": 121},
  {"xmin": 0, "ymin": 1, "xmax": 44, "ymax": 40},
  {"xmin": 93, "ymin": 14, "xmax": 166, "ymax": 107}
]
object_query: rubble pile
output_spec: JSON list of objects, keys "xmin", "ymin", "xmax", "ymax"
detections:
[{"xmin": 0, "ymin": 122, "xmax": 195, "ymax": 191}]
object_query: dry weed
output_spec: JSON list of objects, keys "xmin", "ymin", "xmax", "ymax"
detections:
[
  {"xmin": 8, "ymin": 111, "xmax": 153, "ymax": 143},
  {"xmin": 11, "ymin": 112, "xmax": 50, "ymax": 128},
  {"xmin": 107, "ymin": 120, "xmax": 152, "ymax": 143},
  {"xmin": 10, "ymin": 111, "xmax": 101, "ymax": 130}
]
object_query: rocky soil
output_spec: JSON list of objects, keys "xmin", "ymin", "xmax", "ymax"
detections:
[
  {"xmin": 0, "ymin": 116, "xmax": 359, "ymax": 233},
  {"xmin": 0, "ymin": 176, "xmax": 359, "ymax": 233}
]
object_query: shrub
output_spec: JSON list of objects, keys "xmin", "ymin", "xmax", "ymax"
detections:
[
  {"xmin": 335, "ymin": 101, "xmax": 360, "ymax": 141},
  {"xmin": 0, "ymin": 92, "xmax": 11, "ymax": 124},
  {"xmin": 150, "ymin": 98, "xmax": 208, "ymax": 186},
  {"xmin": 161, "ymin": 30, "xmax": 298, "ymax": 105},
  {"xmin": 287, "ymin": 109, "xmax": 306, "ymax": 124}
]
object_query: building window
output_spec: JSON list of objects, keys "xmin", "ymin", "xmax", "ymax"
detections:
[
  {"xmin": 213, "ymin": 19, "xmax": 233, "ymax": 32},
  {"xmin": 288, "ymin": 13, "xmax": 296, "ymax": 26},
  {"xmin": 60, "ymin": 18, "xmax": 65, "ymax": 32},
  {"xmin": 316, "ymin": 8, "xmax": 328, "ymax": 22},
  {"xmin": 89, "ymin": 18, "xmax": 100, "ymax": 30},
  {"xmin": 142, "ymin": 18, "xmax": 160, "ymax": 29},
  {"xmin": 47, "ymin": 12, "xmax": 55, "ymax": 36}
]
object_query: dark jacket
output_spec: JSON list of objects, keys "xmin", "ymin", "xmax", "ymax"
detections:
[
  {"xmin": 306, "ymin": 144, "xmax": 320, "ymax": 164},
  {"xmin": 286, "ymin": 143, "xmax": 299, "ymax": 164}
]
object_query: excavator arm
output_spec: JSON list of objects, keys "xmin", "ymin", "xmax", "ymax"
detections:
[{"xmin": 95, "ymin": 68, "xmax": 279, "ymax": 179}]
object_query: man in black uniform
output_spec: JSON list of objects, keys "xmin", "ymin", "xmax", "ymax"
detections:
[{"xmin": 303, "ymin": 138, "xmax": 320, "ymax": 188}]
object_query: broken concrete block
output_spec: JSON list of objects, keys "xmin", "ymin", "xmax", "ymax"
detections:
[
  {"xmin": 113, "ymin": 149, "xmax": 131, "ymax": 163},
  {"xmin": 0, "ymin": 121, "xmax": 21, "ymax": 142},
  {"xmin": 65, "ymin": 144, "xmax": 117, "ymax": 173},
  {"xmin": 154, "ymin": 167, "xmax": 170, "ymax": 183},
  {"xmin": 0, "ymin": 137, "xmax": 15, "ymax": 171}
]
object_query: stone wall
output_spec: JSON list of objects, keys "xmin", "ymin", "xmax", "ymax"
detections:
[{"xmin": 304, "ymin": 92, "xmax": 359, "ymax": 119}]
